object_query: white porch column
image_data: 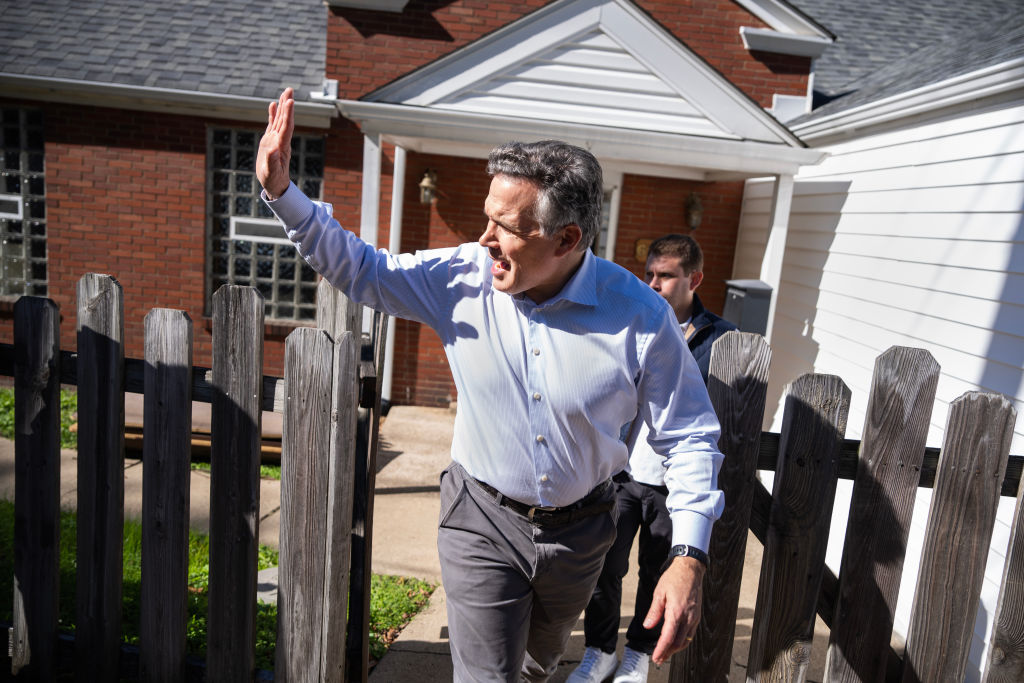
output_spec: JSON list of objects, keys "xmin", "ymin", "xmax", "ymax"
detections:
[
  {"xmin": 359, "ymin": 133, "xmax": 382, "ymax": 247},
  {"xmin": 758, "ymin": 173, "xmax": 794, "ymax": 341},
  {"xmin": 381, "ymin": 145, "xmax": 406, "ymax": 404},
  {"xmin": 603, "ymin": 170, "xmax": 623, "ymax": 261}
]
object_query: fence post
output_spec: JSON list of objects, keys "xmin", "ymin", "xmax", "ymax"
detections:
[
  {"xmin": 322, "ymin": 331, "xmax": 361, "ymax": 683},
  {"xmin": 140, "ymin": 309, "xmax": 193, "ymax": 683},
  {"xmin": 347, "ymin": 309, "xmax": 388, "ymax": 683},
  {"xmin": 746, "ymin": 373, "xmax": 850, "ymax": 683},
  {"xmin": 902, "ymin": 392, "xmax": 1016, "ymax": 683},
  {"xmin": 672, "ymin": 331, "xmax": 771, "ymax": 682},
  {"xmin": 11, "ymin": 296, "xmax": 61, "ymax": 680},
  {"xmin": 75, "ymin": 273, "xmax": 125, "ymax": 681},
  {"xmin": 275, "ymin": 326, "xmax": 336, "ymax": 680},
  {"xmin": 207, "ymin": 285, "xmax": 264, "ymax": 682},
  {"xmin": 824, "ymin": 347, "xmax": 939, "ymax": 683},
  {"xmin": 984, "ymin": 444, "xmax": 1024, "ymax": 683}
]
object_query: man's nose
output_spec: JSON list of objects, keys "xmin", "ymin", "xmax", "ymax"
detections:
[{"xmin": 479, "ymin": 221, "xmax": 497, "ymax": 246}]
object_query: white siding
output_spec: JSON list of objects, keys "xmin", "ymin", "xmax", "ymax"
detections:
[{"xmin": 735, "ymin": 98, "xmax": 1024, "ymax": 682}]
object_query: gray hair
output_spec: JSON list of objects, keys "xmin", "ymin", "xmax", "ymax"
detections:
[{"xmin": 486, "ymin": 140, "xmax": 603, "ymax": 250}]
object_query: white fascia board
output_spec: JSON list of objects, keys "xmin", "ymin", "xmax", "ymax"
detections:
[
  {"xmin": 791, "ymin": 58, "xmax": 1024, "ymax": 142},
  {"xmin": 599, "ymin": 0, "xmax": 805, "ymax": 146},
  {"xmin": 325, "ymin": 0, "xmax": 409, "ymax": 11},
  {"xmin": 732, "ymin": 0, "xmax": 834, "ymax": 38},
  {"xmin": 337, "ymin": 100, "xmax": 826, "ymax": 176},
  {"xmin": 740, "ymin": 27, "xmax": 832, "ymax": 58},
  {"xmin": 0, "ymin": 73, "xmax": 337, "ymax": 128}
]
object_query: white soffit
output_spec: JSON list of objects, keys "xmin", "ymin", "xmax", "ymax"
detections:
[
  {"xmin": 732, "ymin": 0, "xmax": 833, "ymax": 38},
  {"xmin": 359, "ymin": 0, "xmax": 804, "ymax": 147}
]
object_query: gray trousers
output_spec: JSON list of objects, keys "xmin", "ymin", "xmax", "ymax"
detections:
[{"xmin": 437, "ymin": 462, "xmax": 617, "ymax": 682}]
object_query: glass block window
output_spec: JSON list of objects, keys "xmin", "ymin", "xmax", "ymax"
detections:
[
  {"xmin": 207, "ymin": 127, "xmax": 325, "ymax": 321},
  {"xmin": 0, "ymin": 108, "xmax": 46, "ymax": 296}
]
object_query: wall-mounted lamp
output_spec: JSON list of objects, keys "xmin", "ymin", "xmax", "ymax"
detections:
[
  {"xmin": 419, "ymin": 170, "xmax": 438, "ymax": 205},
  {"xmin": 685, "ymin": 191, "xmax": 703, "ymax": 231}
]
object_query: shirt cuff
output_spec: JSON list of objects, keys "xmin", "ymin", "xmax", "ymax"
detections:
[
  {"xmin": 670, "ymin": 509, "xmax": 714, "ymax": 551},
  {"xmin": 261, "ymin": 181, "xmax": 312, "ymax": 226}
]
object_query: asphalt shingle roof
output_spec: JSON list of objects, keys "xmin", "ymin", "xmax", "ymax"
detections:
[
  {"xmin": 1, "ymin": 0, "xmax": 326, "ymax": 101},
  {"xmin": 795, "ymin": 5, "xmax": 1024, "ymax": 122},
  {"xmin": 787, "ymin": 0, "xmax": 1021, "ymax": 102}
]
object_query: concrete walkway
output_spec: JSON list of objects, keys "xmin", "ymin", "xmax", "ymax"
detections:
[{"xmin": 0, "ymin": 404, "xmax": 828, "ymax": 681}]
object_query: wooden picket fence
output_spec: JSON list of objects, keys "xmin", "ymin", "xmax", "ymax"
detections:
[
  {"xmin": 672, "ymin": 332, "xmax": 1022, "ymax": 683},
  {"xmin": 3, "ymin": 275, "xmax": 1023, "ymax": 682},
  {"xmin": 3, "ymin": 274, "xmax": 386, "ymax": 682}
]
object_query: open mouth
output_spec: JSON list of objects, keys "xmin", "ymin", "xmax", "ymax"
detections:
[{"xmin": 489, "ymin": 249, "xmax": 510, "ymax": 273}]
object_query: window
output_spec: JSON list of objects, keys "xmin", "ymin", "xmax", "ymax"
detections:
[
  {"xmin": 207, "ymin": 128, "xmax": 325, "ymax": 321},
  {"xmin": 0, "ymin": 108, "xmax": 46, "ymax": 297}
]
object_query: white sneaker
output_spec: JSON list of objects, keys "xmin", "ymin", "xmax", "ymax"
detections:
[
  {"xmin": 567, "ymin": 646, "xmax": 618, "ymax": 683},
  {"xmin": 612, "ymin": 647, "xmax": 650, "ymax": 683}
]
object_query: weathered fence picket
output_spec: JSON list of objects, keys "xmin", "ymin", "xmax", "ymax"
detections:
[
  {"xmin": 277, "ymin": 327, "xmax": 337, "ymax": 681},
  {"xmin": 748, "ymin": 373, "xmax": 851, "ymax": 682},
  {"xmin": 74, "ymin": 273, "xmax": 126, "ymax": 681},
  {"xmin": 322, "ymin": 330, "xmax": 361, "ymax": 683},
  {"xmin": 984, "ymin": 471, "xmax": 1024, "ymax": 682},
  {"xmin": 207, "ymin": 285, "xmax": 265, "ymax": 681},
  {"xmin": 10, "ymin": 296, "xmax": 61, "ymax": 680},
  {"xmin": 140, "ymin": 309, "xmax": 193, "ymax": 682},
  {"xmin": 902, "ymin": 392, "xmax": 1017, "ymax": 683},
  {"xmin": 674, "ymin": 331, "xmax": 771, "ymax": 682},
  {"xmin": 825, "ymin": 347, "xmax": 940, "ymax": 683}
]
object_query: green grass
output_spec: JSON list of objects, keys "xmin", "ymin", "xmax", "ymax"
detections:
[
  {"xmin": 0, "ymin": 388, "xmax": 435, "ymax": 670},
  {"xmin": 0, "ymin": 500, "xmax": 435, "ymax": 670},
  {"xmin": 0, "ymin": 386, "xmax": 78, "ymax": 449}
]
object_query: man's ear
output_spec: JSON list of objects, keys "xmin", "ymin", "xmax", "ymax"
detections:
[
  {"xmin": 689, "ymin": 270, "xmax": 704, "ymax": 291},
  {"xmin": 555, "ymin": 223, "xmax": 583, "ymax": 256}
]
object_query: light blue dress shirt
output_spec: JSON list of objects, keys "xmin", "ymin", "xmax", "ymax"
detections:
[{"xmin": 265, "ymin": 182, "xmax": 724, "ymax": 549}]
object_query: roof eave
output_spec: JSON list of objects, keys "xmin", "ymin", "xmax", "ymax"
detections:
[
  {"xmin": 740, "ymin": 27, "xmax": 833, "ymax": 59},
  {"xmin": 0, "ymin": 74, "xmax": 337, "ymax": 129},
  {"xmin": 337, "ymin": 100, "xmax": 826, "ymax": 178},
  {"xmin": 791, "ymin": 58, "xmax": 1024, "ymax": 143}
]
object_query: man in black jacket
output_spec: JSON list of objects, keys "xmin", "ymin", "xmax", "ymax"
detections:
[{"xmin": 569, "ymin": 233, "xmax": 735, "ymax": 683}]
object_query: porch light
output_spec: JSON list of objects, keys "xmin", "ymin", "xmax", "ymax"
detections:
[
  {"xmin": 685, "ymin": 191, "xmax": 703, "ymax": 230},
  {"xmin": 419, "ymin": 170, "xmax": 438, "ymax": 204}
]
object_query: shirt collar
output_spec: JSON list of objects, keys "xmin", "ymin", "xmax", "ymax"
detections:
[{"xmin": 535, "ymin": 249, "xmax": 599, "ymax": 308}]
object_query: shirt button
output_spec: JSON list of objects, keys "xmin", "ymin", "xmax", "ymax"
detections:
[
  {"xmin": 532, "ymin": 392, "xmax": 542, "ymax": 401},
  {"xmin": 540, "ymin": 474, "xmax": 549, "ymax": 482},
  {"xmin": 532, "ymin": 348, "xmax": 540, "ymax": 356},
  {"xmin": 536, "ymin": 434, "xmax": 545, "ymax": 443}
]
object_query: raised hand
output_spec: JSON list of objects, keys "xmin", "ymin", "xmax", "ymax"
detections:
[{"xmin": 256, "ymin": 88, "xmax": 295, "ymax": 199}]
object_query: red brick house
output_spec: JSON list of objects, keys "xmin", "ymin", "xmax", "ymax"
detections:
[{"xmin": 0, "ymin": 0, "xmax": 829, "ymax": 406}]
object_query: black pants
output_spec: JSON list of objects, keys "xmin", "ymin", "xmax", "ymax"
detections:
[{"xmin": 582, "ymin": 472, "xmax": 673, "ymax": 655}]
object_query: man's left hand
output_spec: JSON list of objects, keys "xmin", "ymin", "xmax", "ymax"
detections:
[{"xmin": 644, "ymin": 556, "xmax": 705, "ymax": 665}]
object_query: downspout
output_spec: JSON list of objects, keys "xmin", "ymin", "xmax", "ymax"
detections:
[{"xmin": 758, "ymin": 173, "xmax": 795, "ymax": 342}]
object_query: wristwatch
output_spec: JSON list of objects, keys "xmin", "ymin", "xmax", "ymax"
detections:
[{"xmin": 665, "ymin": 544, "xmax": 710, "ymax": 570}]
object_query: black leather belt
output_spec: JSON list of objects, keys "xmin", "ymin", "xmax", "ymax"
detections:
[{"xmin": 470, "ymin": 477, "xmax": 614, "ymax": 526}]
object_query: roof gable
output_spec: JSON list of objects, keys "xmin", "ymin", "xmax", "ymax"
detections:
[{"xmin": 366, "ymin": 0, "xmax": 801, "ymax": 146}]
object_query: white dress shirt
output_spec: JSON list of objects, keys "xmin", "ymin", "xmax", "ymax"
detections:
[{"xmin": 265, "ymin": 182, "xmax": 724, "ymax": 549}]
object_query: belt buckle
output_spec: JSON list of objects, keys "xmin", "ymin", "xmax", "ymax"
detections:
[{"xmin": 527, "ymin": 505, "xmax": 557, "ymax": 521}]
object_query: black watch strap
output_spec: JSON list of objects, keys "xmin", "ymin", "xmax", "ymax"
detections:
[{"xmin": 665, "ymin": 544, "xmax": 710, "ymax": 570}]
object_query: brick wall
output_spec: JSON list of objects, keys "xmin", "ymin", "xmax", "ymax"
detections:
[
  {"xmin": 612, "ymin": 176, "xmax": 744, "ymax": 315},
  {"xmin": 0, "ymin": 98, "xmax": 352, "ymax": 381}
]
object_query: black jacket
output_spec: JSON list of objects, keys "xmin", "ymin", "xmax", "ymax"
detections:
[{"xmin": 685, "ymin": 293, "xmax": 737, "ymax": 383}]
